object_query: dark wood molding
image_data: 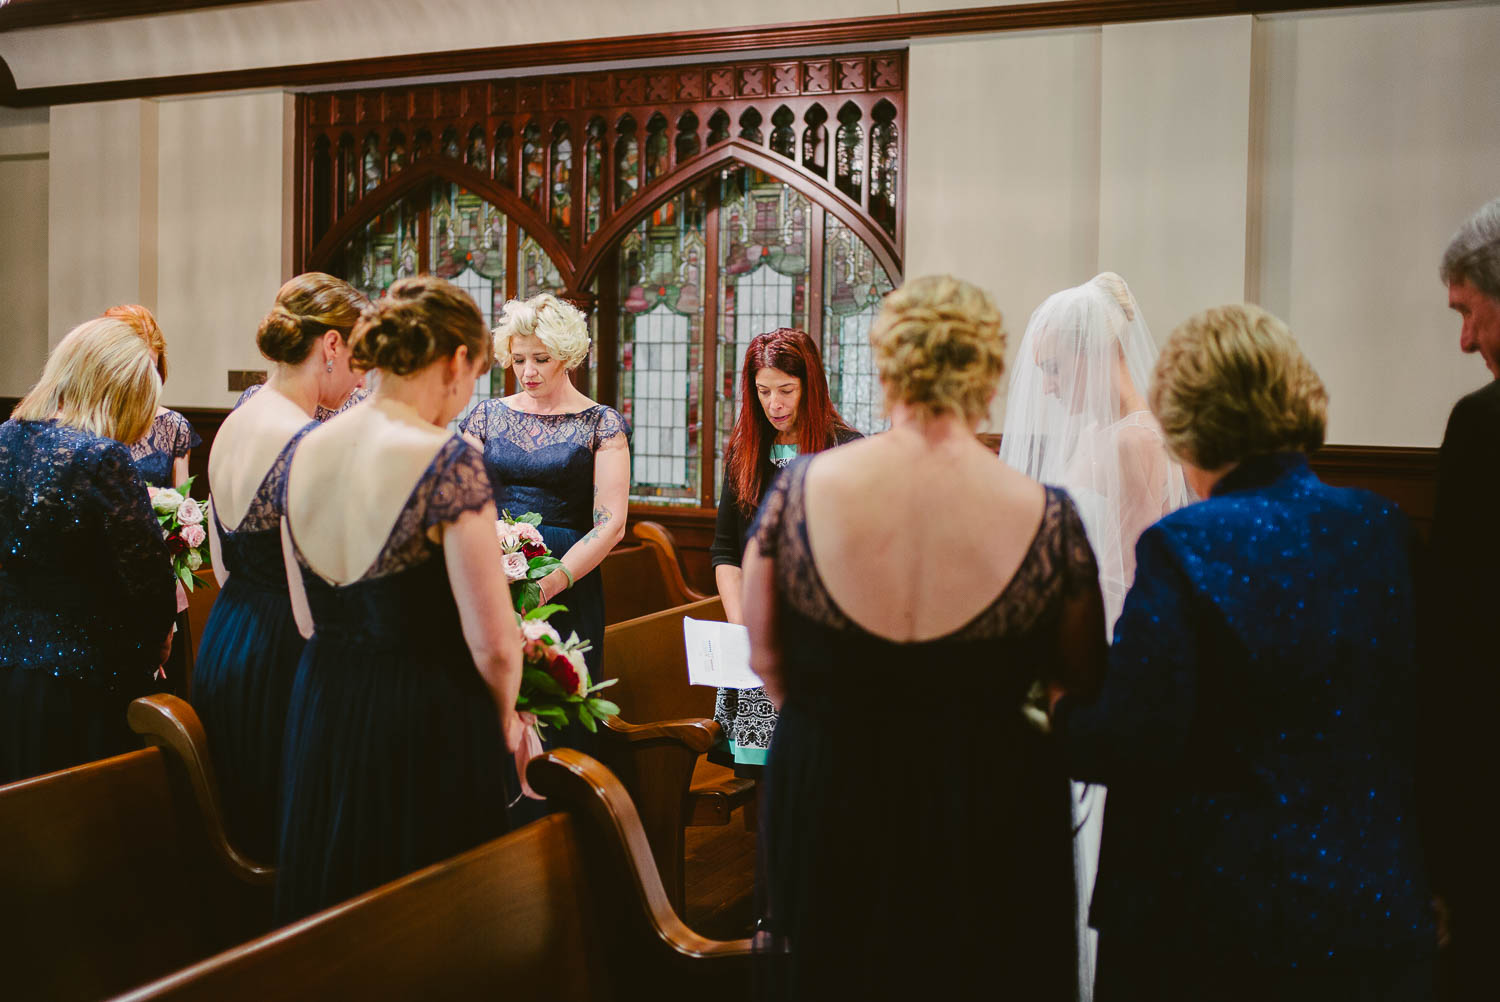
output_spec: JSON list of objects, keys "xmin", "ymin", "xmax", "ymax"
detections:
[
  {"xmin": 0, "ymin": 51, "xmax": 16, "ymax": 104},
  {"xmin": 0, "ymin": 0, "xmax": 1432, "ymax": 108},
  {"xmin": 0, "ymin": 1, "xmax": 285, "ymax": 33}
]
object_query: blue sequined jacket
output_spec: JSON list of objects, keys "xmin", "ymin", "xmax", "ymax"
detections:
[{"xmin": 1057, "ymin": 452, "xmax": 1433, "ymax": 966}]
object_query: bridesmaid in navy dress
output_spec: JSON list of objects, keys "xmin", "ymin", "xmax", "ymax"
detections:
[
  {"xmin": 194, "ymin": 273, "xmax": 369, "ymax": 861},
  {"xmin": 461, "ymin": 293, "xmax": 629, "ymax": 696},
  {"xmin": 275, "ymin": 275, "xmax": 525, "ymax": 922},
  {"xmin": 742, "ymin": 276, "xmax": 1105, "ymax": 999},
  {"xmin": 107, "ymin": 305, "xmax": 201, "ymax": 491},
  {"xmin": 0, "ymin": 317, "xmax": 176, "ymax": 783}
]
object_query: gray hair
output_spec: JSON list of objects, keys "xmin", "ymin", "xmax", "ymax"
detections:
[{"xmin": 1440, "ymin": 197, "xmax": 1500, "ymax": 301}]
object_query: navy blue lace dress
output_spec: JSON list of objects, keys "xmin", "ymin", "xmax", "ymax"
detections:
[
  {"xmin": 0, "ymin": 419, "xmax": 177, "ymax": 784},
  {"xmin": 274, "ymin": 436, "xmax": 509, "ymax": 923},
  {"xmin": 192, "ymin": 423, "xmax": 316, "ymax": 862},
  {"xmin": 460, "ymin": 399, "xmax": 628, "ymax": 683},
  {"xmin": 129, "ymin": 409, "xmax": 200, "ymax": 488},
  {"xmin": 752, "ymin": 460, "xmax": 1092, "ymax": 1000}
]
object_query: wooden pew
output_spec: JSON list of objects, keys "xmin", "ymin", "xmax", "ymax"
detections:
[
  {"xmin": 596, "ymin": 596, "xmax": 757, "ymax": 913},
  {"xmin": 601, "ymin": 520, "xmax": 710, "ymax": 625},
  {"xmin": 0, "ymin": 695, "xmax": 273, "ymax": 1001},
  {"xmin": 112, "ymin": 750, "xmax": 753, "ymax": 1002}
]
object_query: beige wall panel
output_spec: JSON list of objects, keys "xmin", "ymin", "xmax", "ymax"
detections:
[
  {"xmin": 905, "ymin": 29, "xmax": 1103, "ymax": 430},
  {"xmin": 1098, "ymin": 16, "xmax": 1253, "ymax": 345},
  {"xmin": 47, "ymin": 100, "xmax": 155, "ymax": 344},
  {"xmin": 1256, "ymin": 4, "xmax": 1500, "ymax": 447},
  {"xmin": 154, "ymin": 91, "xmax": 289, "ymax": 408},
  {"xmin": 0, "ymin": 0, "xmax": 897, "ymax": 90},
  {"xmin": 0, "ymin": 156, "xmax": 51, "ymax": 396}
]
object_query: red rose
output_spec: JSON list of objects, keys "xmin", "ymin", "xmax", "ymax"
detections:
[
  {"xmin": 522, "ymin": 542, "xmax": 547, "ymax": 559},
  {"xmin": 547, "ymin": 653, "xmax": 581, "ymax": 695},
  {"xmin": 165, "ymin": 532, "xmax": 189, "ymax": 556}
]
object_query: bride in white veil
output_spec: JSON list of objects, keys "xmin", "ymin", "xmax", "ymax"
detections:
[{"xmin": 999, "ymin": 272, "xmax": 1189, "ymax": 1000}]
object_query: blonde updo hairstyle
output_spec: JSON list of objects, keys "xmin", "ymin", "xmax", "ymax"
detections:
[
  {"xmin": 493, "ymin": 293, "xmax": 591, "ymax": 370},
  {"xmin": 869, "ymin": 274, "xmax": 1006, "ymax": 422},
  {"xmin": 1151, "ymin": 303, "xmax": 1327, "ymax": 471},
  {"xmin": 256, "ymin": 272, "xmax": 369, "ymax": 365},
  {"xmin": 12, "ymin": 317, "xmax": 161, "ymax": 444},
  {"xmin": 105, "ymin": 304, "xmax": 169, "ymax": 384},
  {"xmin": 348, "ymin": 275, "xmax": 491, "ymax": 377}
]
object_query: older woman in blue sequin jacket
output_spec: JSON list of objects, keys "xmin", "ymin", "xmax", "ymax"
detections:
[{"xmin": 1052, "ymin": 304, "xmax": 1434, "ymax": 1001}]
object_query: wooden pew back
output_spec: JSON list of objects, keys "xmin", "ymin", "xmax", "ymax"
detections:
[
  {"xmin": 601, "ymin": 520, "xmax": 710, "ymax": 626},
  {"xmin": 0, "ymin": 696, "xmax": 272, "ymax": 1000},
  {"xmin": 602, "ymin": 595, "xmax": 725, "ymax": 722},
  {"xmin": 114, "ymin": 751, "xmax": 752, "ymax": 1002}
]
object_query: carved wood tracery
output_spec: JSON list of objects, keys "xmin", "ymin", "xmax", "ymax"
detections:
[{"xmin": 297, "ymin": 51, "xmax": 906, "ymax": 294}]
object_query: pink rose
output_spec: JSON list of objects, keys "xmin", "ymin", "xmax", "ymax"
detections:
[
  {"xmin": 520, "ymin": 619, "xmax": 560, "ymax": 645},
  {"xmin": 495, "ymin": 521, "xmax": 521, "ymax": 552},
  {"xmin": 515, "ymin": 522, "xmax": 544, "ymax": 546},
  {"xmin": 180, "ymin": 523, "xmax": 207, "ymax": 549},
  {"xmin": 176, "ymin": 497, "xmax": 204, "ymax": 525},
  {"xmin": 501, "ymin": 552, "xmax": 529, "ymax": 581}
]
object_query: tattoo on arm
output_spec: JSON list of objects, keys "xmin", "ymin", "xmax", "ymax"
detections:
[{"xmin": 580, "ymin": 487, "xmax": 612, "ymax": 545}]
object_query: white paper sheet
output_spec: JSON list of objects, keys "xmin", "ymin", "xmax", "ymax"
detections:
[{"xmin": 683, "ymin": 616, "xmax": 762, "ymax": 690}]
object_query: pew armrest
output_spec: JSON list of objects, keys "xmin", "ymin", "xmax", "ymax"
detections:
[
  {"xmin": 529, "ymin": 750, "xmax": 754, "ymax": 962},
  {"xmin": 632, "ymin": 520, "xmax": 711, "ymax": 605},
  {"xmin": 600, "ymin": 714, "xmax": 722, "ymax": 753},
  {"xmin": 129, "ymin": 695, "xmax": 274, "ymax": 887}
]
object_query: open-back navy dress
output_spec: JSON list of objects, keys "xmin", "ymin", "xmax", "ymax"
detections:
[
  {"xmin": 752, "ymin": 458, "xmax": 1093, "ymax": 1000},
  {"xmin": 274, "ymin": 436, "xmax": 509, "ymax": 923},
  {"xmin": 0, "ymin": 419, "xmax": 176, "ymax": 784},
  {"xmin": 192, "ymin": 423, "xmax": 315, "ymax": 862}
]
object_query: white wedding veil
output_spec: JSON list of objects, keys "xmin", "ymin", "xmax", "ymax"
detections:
[{"xmin": 998, "ymin": 272, "xmax": 1189, "ymax": 632}]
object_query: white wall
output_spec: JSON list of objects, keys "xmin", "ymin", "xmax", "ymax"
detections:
[
  {"xmin": 155, "ymin": 91, "xmax": 291, "ymax": 407},
  {"xmin": 905, "ymin": 29, "xmax": 1103, "ymax": 428},
  {"xmin": 0, "ymin": 107, "xmax": 50, "ymax": 396},
  {"xmin": 1098, "ymin": 16, "xmax": 1255, "ymax": 342},
  {"xmin": 1255, "ymin": 3, "xmax": 1500, "ymax": 446}
]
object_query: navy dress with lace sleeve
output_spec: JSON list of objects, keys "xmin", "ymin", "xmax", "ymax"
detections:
[
  {"xmin": 274, "ymin": 436, "xmax": 509, "ymax": 923},
  {"xmin": 0, "ymin": 418, "xmax": 177, "ymax": 783},
  {"xmin": 752, "ymin": 457, "xmax": 1088, "ymax": 1000},
  {"xmin": 459, "ymin": 399, "xmax": 628, "ymax": 681},
  {"xmin": 129, "ymin": 409, "xmax": 201, "ymax": 488},
  {"xmin": 192, "ymin": 422, "xmax": 316, "ymax": 861}
]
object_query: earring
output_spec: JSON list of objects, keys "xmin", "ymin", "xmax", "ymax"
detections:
[{"xmin": 326, "ymin": 361, "xmax": 333, "ymax": 373}]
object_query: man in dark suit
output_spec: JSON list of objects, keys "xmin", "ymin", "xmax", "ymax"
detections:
[{"xmin": 1427, "ymin": 195, "xmax": 1500, "ymax": 999}]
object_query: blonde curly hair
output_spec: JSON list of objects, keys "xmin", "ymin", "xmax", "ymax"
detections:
[
  {"xmin": 869, "ymin": 275, "xmax": 1006, "ymax": 422},
  {"xmin": 493, "ymin": 293, "xmax": 591, "ymax": 371},
  {"xmin": 1151, "ymin": 303, "xmax": 1327, "ymax": 471}
]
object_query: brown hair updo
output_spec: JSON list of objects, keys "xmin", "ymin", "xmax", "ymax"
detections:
[
  {"xmin": 348, "ymin": 275, "xmax": 491, "ymax": 376},
  {"xmin": 256, "ymin": 272, "xmax": 369, "ymax": 365}
]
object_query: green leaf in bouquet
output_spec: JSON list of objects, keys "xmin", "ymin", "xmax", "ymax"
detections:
[
  {"xmin": 524, "ymin": 603, "xmax": 568, "ymax": 621},
  {"xmin": 176, "ymin": 564, "xmax": 193, "ymax": 588},
  {"xmin": 179, "ymin": 474, "xmax": 197, "ymax": 497},
  {"xmin": 587, "ymin": 677, "xmax": 619, "ymax": 693},
  {"xmin": 534, "ymin": 705, "xmax": 570, "ymax": 729},
  {"xmin": 586, "ymin": 698, "xmax": 621, "ymax": 719},
  {"xmin": 515, "ymin": 512, "xmax": 543, "ymax": 526},
  {"xmin": 526, "ymin": 563, "xmax": 556, "ymax": 581},
  {"xmin": 522, "ymin": 667, "xmax": 567, "ymax": 696},
  {"xmin": 513, "ymin": 580, "xmax": 541, "ymax": 614},
  {"xmin": 576, "ymin": 703, "xmax": 598, "ymax": 733}
]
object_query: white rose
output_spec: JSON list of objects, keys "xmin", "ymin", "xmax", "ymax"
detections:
[
  {"xmin": 176, "ymin": 497, "xmax": 204, "ymax": 525},
  {"xmin": 151, "ymin": 488, "xmax": 185, "ymax": 515},
  {"xmin": 501, "ymin": 552, "xmax": 529, "ymax": 581},
  {"xmin": 185, "ymin": 549, "xmax": 204, "ymax": 572},
  {"xmin": 520, "ymin": 619, "xmax": 560, "ymax": 644},
  {"xmin": 495, "ymin": 521, "xmax": 521, "ymax": 552},
  {"xmin": 564, "ymin": 648, "xmax": 589, "ymax": 694}
]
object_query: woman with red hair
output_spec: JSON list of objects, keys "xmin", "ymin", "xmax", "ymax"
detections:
[{"xmin": 710, "ymin": 328, "xmax": 859, "ymax": 773}]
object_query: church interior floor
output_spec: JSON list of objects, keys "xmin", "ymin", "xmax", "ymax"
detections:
[{"xmin": 683, "ymin": 805, "xmax": 758, "ymax": 940}]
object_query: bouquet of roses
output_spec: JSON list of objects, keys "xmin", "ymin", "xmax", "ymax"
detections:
[
  {"xmin": 516, "ymin": 608, "xmax": 620, "ymax": 735},
  {"xmin": 496, "ymin": 510, "xmax": 563, "ymax": 615},
  {"xmin": 148, "ymin": 475, "xmax": 211, "ymax": 594}
]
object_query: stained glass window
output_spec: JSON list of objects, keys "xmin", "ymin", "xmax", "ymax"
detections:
[
  {"xmin": 835, "ymin": 102, "xmax": 864, "ymax": 203},
  {"xmin": 715, "ymin": 168, "xmax": 812, "ymax": 498},
  {"xmin": 617, "ymin": 189, "xmax": 705, "ymax": 505},
  {"xmin": 362, "ymin": 134, "xmax": 383, "ymax": 196},
  {"xmin": 521, "ymin": 121, "xmax": 544, "ymax": 210},
  {"xmin": 823, "ymin": 213, "xmax": 892, "ymax": 435},
  {"xmin": 550, "ymin": 121, "xmax": 573, "ymax": 237},
  {"xmin": 615, "ymin": 115, "xmax": 639, "ymax": 207},
  {"xmin": 584, "ymin": 118, "xmax": 606, "ymax": 238}
]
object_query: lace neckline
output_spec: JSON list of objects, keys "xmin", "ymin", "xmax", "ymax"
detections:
[
  {"xmin": 496, "ymin": 399, "xmax": 603, "ymax": 419},
  {"xmin": 286, "ymin": 435, "xmax": 461, "ymax": 588},
  {"xmin": 793, "ymin": 460, "xmax": 1057, "ymax": 646}
]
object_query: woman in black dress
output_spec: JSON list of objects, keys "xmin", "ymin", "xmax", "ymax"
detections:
[
  {"xmin": 742, "ymin": 275, "xmax": 1106, "ymax": 999},
  {"xmin": 275, "ymin": 275, "xmax": 525, "ymax": 922},
  {"xmin": 0, "ymin": 317, "xmax": 177, "ymax": 783},
  {"xmin": 710, "ymin": 328, "xmax": 859, "ymax": 774}
]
